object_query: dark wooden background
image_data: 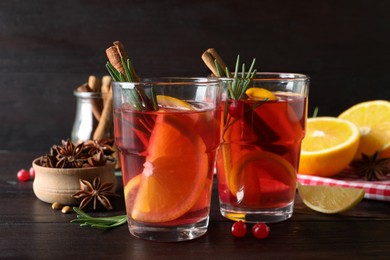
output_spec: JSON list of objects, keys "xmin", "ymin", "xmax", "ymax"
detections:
[{"xmin": 1, "ymin": 0, "xmax": 389, "ymax": 153}]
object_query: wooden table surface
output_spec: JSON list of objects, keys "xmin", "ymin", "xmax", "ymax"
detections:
[{"xmin": 1, "ymin": 151, "xmax": 389, "ymax": 259}]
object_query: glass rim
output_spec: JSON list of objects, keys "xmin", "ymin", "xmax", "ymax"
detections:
[
  {"xmin": 219, "ymin": 72, "xmax": 310, "ymax": 82},
  {"xmin": 112, "ymin": 77, "xmax": 221, "ymax": 86}
]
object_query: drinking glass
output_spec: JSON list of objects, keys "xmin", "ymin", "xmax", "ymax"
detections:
[
  {"xmin": 216, "ymin": 73, "xmax": 309, "ymax": 223},
  {"xmin": 112, "ymin": 78, "xmax": 221, "ymax": 241}
]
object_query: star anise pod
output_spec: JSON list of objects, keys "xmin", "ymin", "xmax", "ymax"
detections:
[
  {"xmin": 55, "ymin": 139, "xmax": 88, "ymax": 168},
  {"xmin": 40, "ymin": 145, "xmax": 59, "ymax": 168},
  {"xmin": 84, "ymin": 139, "xmax": 115, "ymax": 156},
  {"xmin": 351, "ymin": 152, "xmax": 390, "ymax": 181},
  {"xmin": 87, "ymin": 151, "xmax": 107, "ymax": 167},
  {"xmin": 73, "ymin": 177, "xmax": 119, "ymax": 210}
]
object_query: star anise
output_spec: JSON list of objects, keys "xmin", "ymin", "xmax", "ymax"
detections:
[
  {"xmin": 84, "ymin": 139, "xmax": 115, "ymax": 156},
  {"xmin": 55, "ymin": 139, "xmax": 88, "ymax": 168},
  {"xmin": 41, "ymin": 145, "xmax": 59, "ymax": 168},
  {"xmin": 73, "ymin": 177, "xmax": 119, "ymax": 210},
  {"xmin": 351, "ymin": 152, "xmax": 390, "ymax": 181},
  {"xmin": 87, "ymin": 151, "xmax": 107, "ymax": 167}
]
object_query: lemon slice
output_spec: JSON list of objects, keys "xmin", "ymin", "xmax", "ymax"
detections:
[
  {"xmin": 245, "ymin": 87, "xmax": 277, "ymax": 101},
  {"xmin": 298, "ymin": 183, "xmax": 365, "ymax": 214},
  {"xmin": 156, "ymin": 95, "xmax": 193, "ymax": 110}
]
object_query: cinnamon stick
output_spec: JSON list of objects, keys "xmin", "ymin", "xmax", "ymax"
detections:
[
  {"xmin": 76, "ymin": 82, "xmax": 90, "ymax": 92},
  {"xmin": 94, "ymin": 42, "xmax": 127, "ymax": 141},
  {"xmin": 201, "ymin": 48, "xmax": 227, "ymax": 77},
  {"xmin": 93, "ymin": 87, "xmax": 113, "ymax": 141},
  {"xmin": 106, "ymin": 41, "xmax": 139, "ymax": 81},
  {"xmin": 88, "ymin": 75, "xmax": 100, "ymax": 92},
  {"xmin": 87, "ymin": 75, "xmax": 103, "ymax": 121},
  {"xmin": 101, "ymin": 75, "xmax": 112, "ymax": 105}
]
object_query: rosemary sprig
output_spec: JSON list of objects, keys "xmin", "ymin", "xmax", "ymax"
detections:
[
  {"xmin": 71, "ymin": 207, "xmax": 127, "ymax": 229},
  {"xmin": 312, "ymin": 106, "xmax": 319, "ymax": 118},
  {"xmin": 215, "ymin": 55, "xmax": 257, "ymax": 100},
  {"xmin": 106, "ymin": 56, "xmax": 156, "ymax": 111}
]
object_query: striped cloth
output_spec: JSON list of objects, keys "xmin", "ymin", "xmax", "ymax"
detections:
[{"xmin": 298, "ymin": 170, "xmax": 390, "ymax": 202}]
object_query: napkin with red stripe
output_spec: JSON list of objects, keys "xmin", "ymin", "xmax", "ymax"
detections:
[{"xmin": 298, "ymin": 171, "xmax": 390, "ymax": 202}]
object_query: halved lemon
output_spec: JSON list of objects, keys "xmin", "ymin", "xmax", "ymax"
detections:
[
  {"xmin": 130, "ymin": 114, "xmax": 208, "ymax": 223},
  {"xmin": 298, "ymin": 117, "xmax": 360, "ymax": 177},
  {"xmin": 298, "ymin": 183, "xmax": 365, "ymax": 214},
  {"xmin": 338, "ymin": 100, "xmax": 390, "ymax": 159},
  {"xmin": 156, "ymin": 95, "xmax": 193, "ymax": 110},
  {"xmin": 245, "ymin": 87, "xmax": 277, "ymax": 101}
]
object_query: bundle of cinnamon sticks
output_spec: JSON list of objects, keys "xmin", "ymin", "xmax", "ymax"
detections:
[{"xmin": 75, "ymin": 75, "xmax": 113, "ymax": 141}]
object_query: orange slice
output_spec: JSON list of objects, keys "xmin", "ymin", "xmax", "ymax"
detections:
[
  {"xmin": 338, "ymin": 100, "xmax": 390, "ymax": 159},
  {"xmin": 228, "ymin": 151, "xmax": 296, "ymax": 206},
  {"xmin": 156, "ymin": 95, "xmax": 193, "ymax": 110},
  {"xmin": 245, "ymin": 87, "xmax": 277, "ymax": 101},
  {"xmin": 131, "ymin": 114, "xmax": 208, "ymax": 223},
  {"xmin": 123, "ymin": 174, "xmax": 142, "ymax": 213},
  {"xmin": 299, "ymin": 117, "xmax": 360, "ymax": 177}
]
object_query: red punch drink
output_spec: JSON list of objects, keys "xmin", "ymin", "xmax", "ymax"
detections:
[
  {"xmin": 217, "ymin": 73, "xmax": 309, "ymax": 223},
  {"xmin": 112, "ymin": 78, "xmax": 221, "ymax": 241}
]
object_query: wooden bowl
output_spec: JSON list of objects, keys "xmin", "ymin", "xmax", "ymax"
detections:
[{"xmin": 32, "ymin": 158, "xmax": 117, "ymax": 205}]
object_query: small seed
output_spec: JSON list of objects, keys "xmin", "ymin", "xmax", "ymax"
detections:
[
  {"xmin": 61, "ymin": 206, "xmax": 73, "ymax": 214},
  {"xmin": 51, "ymin": 202, "xmax": 62, "ymax": 210}
]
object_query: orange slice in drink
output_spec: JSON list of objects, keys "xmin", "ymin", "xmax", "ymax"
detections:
[
  {"xmin": 228, "ymin": 151, "xmax": 296, "ymax": 206},
  {"xmin": 245, "ymin": 87, "xmax": 277, "ymax": 101},
  {"xmin": 123, "ymin": 174, "xmax": 142, "ymax": 213},
  {"xmin": 131, "ymin": 114, "xmax": 208, "ymax": 223},
  {"xmin": 156, "ymin": 95, "xmax": 193, "ymax": 110}
]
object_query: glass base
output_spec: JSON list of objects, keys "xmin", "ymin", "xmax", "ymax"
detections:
[
  {"xmin": 220, "ymin": 202, "xmax": 294, "ymax": 223},
  {"xmin": 128, "ymin": 217, "xmax": 209, "ymax": 242}
]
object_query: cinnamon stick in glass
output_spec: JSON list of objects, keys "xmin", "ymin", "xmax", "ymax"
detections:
[{"xmin": 201, "ymin": 48, "xmax": 227, "ymax": 77}]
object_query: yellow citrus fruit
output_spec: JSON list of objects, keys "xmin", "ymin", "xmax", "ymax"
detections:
[
  {"xmin": 245, "ymin": 87, "xmax": 277, "ymax": 101},
  {"xmin": 297, "ymin": 183, "xmax": 365, "ymax": 214},
  {"xmin": 338, "ymin": 100, "xmax": 390, "ymax": 159},
  {"xmin": 156, "ymin": 95, "xmax": 193, "ymax": 110},
  {"xmin": 130, "ymin": 114, "xmax": 208, "ymax": 223},
  {"xmin": 299, "ymin": 117, "xmax": 360, "ymax": 177},
  {"xmin": 123, "ymin": 174, "xmax": 141, "ymax": 213}
]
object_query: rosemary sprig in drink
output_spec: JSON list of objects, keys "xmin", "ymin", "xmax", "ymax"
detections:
[
  {"xmin": 215, "ymin": 55, "xmax": 257, "ymax": 100},
  {"xmin": 105, "ymin": 41, "xmax": 156, "ymax": 111},
  {"xmin": 213, "ymin": 55, "xmax": 257, "ymax": 128}
]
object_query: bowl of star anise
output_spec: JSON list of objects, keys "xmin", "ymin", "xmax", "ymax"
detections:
[{"xmin": 32, "ymin": 139, "xmax": 118, "ymax": 207}]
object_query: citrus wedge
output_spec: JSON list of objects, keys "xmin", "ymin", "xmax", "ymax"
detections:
[
  {"xmin": 245, "ymin": 87, "xmax": 277, "ymax": 101},
  {"xmin": 228, "ymin": 151, "xmax": 296, "ymax": 207},
  {"xmin": 131, "ymin": 114, "xmax": 208, "ymax": 223},
  {"xmin": 299, "ymin": 117, "xmax": 360, "ymax": 177},
  {"xmin": 338, "ymin": 100, "xmax": 390, "ymax": 159},
  {"xmin": 123, "ymin": 174, "xmax": 142, "ymax": 213},
  {"xmin": 297, "ymin": 183, "xmax": 365, "ymax": 214},
  {"xmin": 156, "ymin": 95, "xmax": 193, "ymax": 110}
]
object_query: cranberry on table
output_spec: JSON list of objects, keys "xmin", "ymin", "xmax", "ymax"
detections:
[
  {"xmin": 231, "ymin": 221, "xmax": 247, "ymax": 237},
  {"xmin": 17, "ymin": 169, "xmax": 30, "ymax": 182},
  {"xmin": 252, "ymin": 222, "xmax": 270, "ymax": 239}
]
